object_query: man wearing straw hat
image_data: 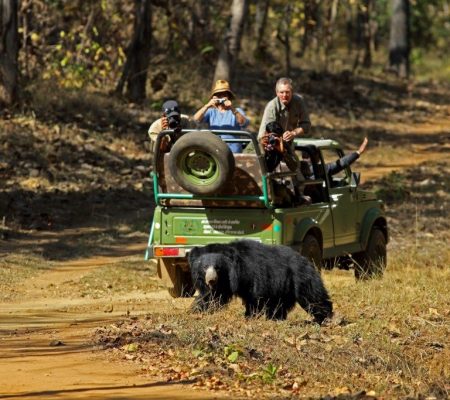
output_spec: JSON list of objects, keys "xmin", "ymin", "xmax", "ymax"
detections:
[{"xmin": 193, "ymin": 79, "xmax": 249, "ymax": 153}]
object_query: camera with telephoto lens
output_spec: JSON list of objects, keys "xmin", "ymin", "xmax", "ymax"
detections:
[
  {"xmin": 162, "ymin": 100, "xmax": 182, "ymax": 134},
  {"xmin": 167, "ymin": 113, "xmax": 181, "ymax": 130},
  {"xmin": 265, "ymin": 121, "xmax": 284, "ymax": 152}
]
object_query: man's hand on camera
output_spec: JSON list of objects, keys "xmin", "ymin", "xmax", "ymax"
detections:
[
  {"xmin": 161, "ymin": 116, "xmax": 169, "ymax": 130},
  {"xmin": 224, "ymin": 99, "xmax": 232, "ymax": 108},
  {"xmin": 207, "ymin": 98, "xmax": 218, "ymax": 108},
  {"xmin": 260, "ymin": 134, "xmax": 270, "ymax": 147}
]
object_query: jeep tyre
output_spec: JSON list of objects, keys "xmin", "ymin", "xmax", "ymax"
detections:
[
  {"xmin": 169, "ymin": 131, "xmax": 235, "ymax": 195},
  {"xmin": 353, "ymin": 227, "xmax": 387, "ymax": 280},
  {"xmin": 301, "ymin": 234, "xmax": 323, "ymax": 271},
  {"xmin": 158, "ymin": 259, "xmax": 195, "ymax": 298}
]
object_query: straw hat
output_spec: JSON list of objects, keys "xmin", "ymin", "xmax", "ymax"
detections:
[{"xmin": 210, "ymin": 79, "xmax": 235, "ymax": 99}]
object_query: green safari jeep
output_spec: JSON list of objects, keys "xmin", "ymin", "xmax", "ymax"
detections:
[{"xmin": 146, "ymin": 129, "xmax": 388, "ymax": 297}]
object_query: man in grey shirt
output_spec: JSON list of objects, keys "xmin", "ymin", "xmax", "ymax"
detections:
[{"xmin": 258, "ymin": 77, "xmax": 311, "ymax": 142}]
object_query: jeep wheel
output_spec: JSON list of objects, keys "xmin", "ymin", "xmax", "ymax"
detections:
[
  {"xmin": 158, "ymin": 259, "xmax": 195, "ymax": 298},
  {"xmin": 301, "ymin": 234, "xmax": 323, "ymax": 270},
  {"xmin": 169, "ymin": 131, "xmax": 235, "ymax": 195},
  {"xmin": 169, "ymin": 267, "xmax": 195, "ymax": 298},
  {"xmin": 353, "ymin": 227, "xmax": 387, "ymax": 280}
]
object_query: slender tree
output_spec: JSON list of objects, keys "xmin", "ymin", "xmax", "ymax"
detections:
[
  {"xmin": 276, "ymin": 3, "xmax": 293, "ymax": 76},
  {"xmin": 353, "ymin": 0, "xmax": 373, "ymax": 70},
  {"xmin": 253, "ymin": 0, "xmax": 270, "ymax": 59},
  {"xmin": 299, "ymin": 0, "xmax": 320, "ymax": 58},
  {"xmin": 116, "ymin": 0, "xmax": 152, "ymax": 102},
  {"xmin": 187, "ymin": 0, "xmax": 210, "ymax": 52},
  {"xmin": 213, "ymin": 0, "xmax": 248, "ymax": 84},
  {"xmin": 389, "ymin": 0, "xmax": 410, "ymax": 78},
  {"xmin": 323, "ymin": 0, "xmax": 339, "ymax": 70},
  {"xmin": 0, "ymin": 0, "xmax": 18, "ymax": 107}
]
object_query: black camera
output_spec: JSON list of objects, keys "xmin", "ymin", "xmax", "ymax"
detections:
[
  {"xmin": 162, "ymin": 100, "xmax": 182, "ymax": 133},
  {"xmin": 167, "ymin": 113, "xmax": 181, "ymax": 130},
  {"xmin": 215, "ymin": 98, "xmax": 227, "ymax": 105},
  {"xmin": 268, "ymin": 134, "xmax": 279, "ymax": 146},
  {"xmin": 265, "ymin": 121, "xmax": 284, "ymax": 152}
]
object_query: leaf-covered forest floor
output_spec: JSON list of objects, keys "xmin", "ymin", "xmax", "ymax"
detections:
[{"xmin": 0, "ymin": 70, "xmax": 449, "ymax": 399}]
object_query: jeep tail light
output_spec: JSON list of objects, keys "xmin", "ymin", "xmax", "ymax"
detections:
[{"xmin": 154, "ymin": 247, "xmax": 180, "ymax": 257}]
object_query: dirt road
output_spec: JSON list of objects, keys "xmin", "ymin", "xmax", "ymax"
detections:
[{"xmin": 0, "ymin": 248, "xmax": 220, "ymax": 399}]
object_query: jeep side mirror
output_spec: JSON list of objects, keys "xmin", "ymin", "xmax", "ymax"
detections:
[{"xmin": 351, "ymin": 171, "xmax": 361, "ymax": 187}]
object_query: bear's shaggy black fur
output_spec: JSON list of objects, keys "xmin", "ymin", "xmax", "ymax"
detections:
[{"xmin": 188, "ymin": 240, "xmax": 333, "ymax": 324}]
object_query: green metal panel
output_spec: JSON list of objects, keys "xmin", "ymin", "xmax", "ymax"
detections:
[
  {"xmin": 329, "ymin": 186, "xmax": 360, "ymax": 246},
  {"xmin": 158, "ymin": 207, "xmax": 275, "ymax": 246},
  {"xmin": 273, "ymin": 204, "xmax": 332, "ymax": 247}
]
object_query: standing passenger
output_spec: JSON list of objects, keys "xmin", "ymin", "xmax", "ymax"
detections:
[
  {"xmin": 148, "ymin": 100, "xmax": 196, "ymax": 156},
  {"xmin": 258, "ymin": 77, "xmax": 311, "ymax": 144},
  {"xmin": 193, "ymin": 80, "xmax": 249, "ymax": 153}
]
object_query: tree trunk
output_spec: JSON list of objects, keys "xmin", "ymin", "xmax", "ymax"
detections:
[
  {"xmin": 276, "ymin": 3, "xmax": 292, "ymax": 76},
  {"xmin": 187, "ymin": 0, "xmax": 210, "ymax": 52},
  {"xmin": 213, "ymin": 0, "xmax": 248, "ymax": 84},
  {"xmin": 352, "ymin": 0, "xmax": 372, "ymax": 71},
  {"xmin": 389, "ymin": 0, "xmax": 410, "ymax": 78},
  {"xmin": 0, "ymin": 0, "xmax": 18, "ymax": 107},
  {"xmin": 345, "ymin": 1, "xmax": 355, "ymax": 55},
  {"xmin": 115, "ymin": 0, "xmax": 152, "ymax": 102},
  {"xmin": 323, "ymin": 0, "xmax": 339, "ymax": 70},
  {"xmin": 253, "ymin": 0, "xmax": 269, "ymax": 59},
  {"xmin": 362, "ymin": 0, "xmax": 373, "ymax": 68},
  {"xmin": 300, "ymin": 0, "xmax": 320, "ymax": 57}
]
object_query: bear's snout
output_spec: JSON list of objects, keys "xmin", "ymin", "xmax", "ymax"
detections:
[{"xmin": 205, "ymin": 266, "xmax": 218, "ymax": 288}]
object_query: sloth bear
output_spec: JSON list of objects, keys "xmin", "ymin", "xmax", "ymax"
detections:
[{"xmin": 188, "ymin": 240, "xmax": 333, "ymax": 324}]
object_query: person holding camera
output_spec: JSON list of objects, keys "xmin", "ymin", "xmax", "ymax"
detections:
[
  {"xmin": 260, "ymin": 121, "xmax": 311, "ymax": 206},
  {"xmin": 148, "ymin": 100, "xmax": 197, "ymax": 155},
  {"xmin": 258, "ymin": 77, "xmax": 311, "ymax": 143},
  {"xmin": 260, "ymin": 121, "xmax": 299, "ymax": 173},
  {"xmin": 193, "ymin": 79, "xmax": 249, "ymax": 153}
]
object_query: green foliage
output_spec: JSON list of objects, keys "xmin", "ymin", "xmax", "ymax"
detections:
[
  {"xmin": 17, "ymin": 0, "xmax": 450, "ymax": 93},
  {"xmin": 410, "ymin": 0, "xmax": 450, "ymax": 52},
  {"xmin": 260, "ymin": 363, "xmax": 278, "ymax": 384},
  {"xmin": 21, "ymin": 1, "xmax": 132, "ymax": 89},
  {"xmin": 223, "ymin": 344, "xmax": 242, "ymax": 363}
]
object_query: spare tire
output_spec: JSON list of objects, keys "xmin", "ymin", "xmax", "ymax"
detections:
[{"xmin": 169, "ymin": 131, "xmax": 235, "ymax": 195}]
